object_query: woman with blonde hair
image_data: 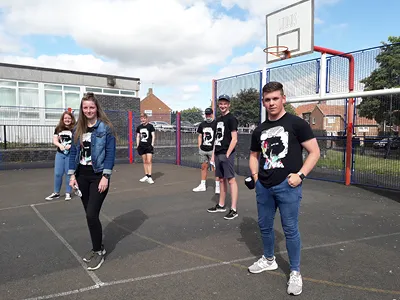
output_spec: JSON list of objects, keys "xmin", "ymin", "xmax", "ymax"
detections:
[
  {"xmin": 45, "ymin": 111, "xmax": 76, "ymax": 201},
  {"xmin": 68, "ymin": 92, "xmax": 116, "ymax": 271}
]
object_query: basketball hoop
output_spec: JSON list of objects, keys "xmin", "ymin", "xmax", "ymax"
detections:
[{"xmin": 263, "ymin": 46, "xmax": 291, "ymax": 60}]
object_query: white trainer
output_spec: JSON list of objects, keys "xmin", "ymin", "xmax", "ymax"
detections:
[
  {"xmin": 147, "ymin": 177, "xmax": 154, "ymax": 184},
  {"xmin": 287, "ymin": 271, "xmax": 303, "ymax": 295},
  {"xmin": 248, "ymin": 255, "xmax": 278, "ymax": 273},
  {"xmin": 139, "ymin": 176, "xmax": 148, "ymax": 182},
  {"xmin": 65, "ymin": 193, "xmax": 71, "ymax": 201},
  {"xmin": 193, "ymin": 184, "xmax": 206, "ymax": 192}
]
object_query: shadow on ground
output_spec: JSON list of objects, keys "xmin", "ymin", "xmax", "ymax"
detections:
[
  {"xmin": 103, "ymin": 209, "xmax": 149, "ymax": 256},
  {"xmin": 238, "ymin": 217, "xmax": 290, "ymax": 275}
]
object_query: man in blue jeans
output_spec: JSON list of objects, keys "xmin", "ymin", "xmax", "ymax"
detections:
[{"xmin": 248, "ymin": 82, "xmax": 320, "ymax": 296}]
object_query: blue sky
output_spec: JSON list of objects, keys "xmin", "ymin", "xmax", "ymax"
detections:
[{"xmin": 0, "ymin": 0, "xmax": 399, "ymax": 112}]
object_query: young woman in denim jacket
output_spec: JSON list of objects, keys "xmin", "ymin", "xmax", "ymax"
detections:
[
  {"xmin": 45, "ymin": 111, "xmax": 76, "ymax": 201},
  {"xmin": 68, "ymin": 92, "xmax": 116, "ymax": 271}
]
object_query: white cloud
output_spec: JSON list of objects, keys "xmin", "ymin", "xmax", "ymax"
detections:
[{"xmin": 182, "ymin": 85, "xmax": 201, "ymax": 93}]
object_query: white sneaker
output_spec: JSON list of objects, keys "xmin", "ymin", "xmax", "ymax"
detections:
[
  {"xmin": 287, "ymin": 271, "xmax": 303, "ymax": 295},
  {"xmin": 147, "ymin": 177, "xmax": 154, "ymax": 184},
  {"xmin": 193, "ymin": 184, "xmax": 206, "ymax": 192},
  {"xmin": 139, "ymin": 176, "xmax": 148, "ymax": 182},
  {"xmin": 65, "ymin": 193, "xmax": 71, "ymax": 201},
  {"xmin": 248, "ymin": 255, "xmax": 278, "ymax": 273},
  {"xmin": 215, "ymin": 185, "xmax": 220, "ymax": 194}
]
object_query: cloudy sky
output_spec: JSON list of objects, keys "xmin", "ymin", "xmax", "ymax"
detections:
[{"xmin": 0, "ymin": 0, "xmax": 398, "ymax": 111}]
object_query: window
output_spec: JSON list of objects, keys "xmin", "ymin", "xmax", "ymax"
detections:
[
  {"xmin": 312, "ymin": 117, "xmax": 316, "ymax": 125},
  {"xmin": 144, "ymin": 110, "xmax": 152, "ymax": 116},
  {"xmin": 103, "ymin": 88, "xmax": 119, "ymax": 94},
  {"xmin": 303, "ymin": 113, "xmax": 310, "ymax": 123},
  {"xmin": 0, "ymin": 80, "xmax": 17, "ymax": 87},
  {"xmin": 0, "ymin": 87, "xmax": 17, "ymax": 106},
  {"xmin": 65, "ymin": 93, "xmax": 80, "ymax": 110},
  {"xmin": 19, "ymin": 82, "xmax": 38, "ymax": 88},
  {"xmin": 19, "ymin": 89, "xmax": 39, "ymax": 107},
  {"xmin": 64, "ymin": 86, "xmax": 80, "ymax": 92},
  {"xmin": 327, "ymin": 117, "xmax": 335, "ymax": 124},
  {"xmin": 0, "ymin": 88, "xmax": 17, "ymax": 118},
  {"xmin": 44, "ymin": 84, "xmax": 62, "ymax": 90},
  {"xmin": 86, "ymin": 87, "xmax": 102, "ymax": 93},
  {"xmin": 121, "ymin": 90, "xmax": 136, "ymax": 96}
]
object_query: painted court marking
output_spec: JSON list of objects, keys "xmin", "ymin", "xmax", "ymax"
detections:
[{"xmin": 30, "ymin": 205, "xmax": 103, "ymax": 287}]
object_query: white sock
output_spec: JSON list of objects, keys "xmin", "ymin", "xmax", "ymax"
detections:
[
  {"xmin": 201, "ymin": 180, "xmax": 206, "ymax": 185},
  {"xmin": 215, "ymin": 181, "xmax": 220, "ymax": 187}
]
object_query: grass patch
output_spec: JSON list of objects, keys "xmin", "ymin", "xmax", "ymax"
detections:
[{"xmin": 317, "ymin": 149, "xmax": 400, "ymax": 175}]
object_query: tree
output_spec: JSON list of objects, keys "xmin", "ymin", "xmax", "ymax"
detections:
[
  {"xmin": 357, "ymin": 36, "xmax": 400, "ymax": 126},
  {"xmin": 284, "ymin": 103, "xmax": 297, "ymax": 115},
  {"xmin": 229, "ymin": 88, "xmax": 260, "ymax": 126},
  {"xmin": 180, "ymin": 107, "xmax": 203, "ymax": 124}
]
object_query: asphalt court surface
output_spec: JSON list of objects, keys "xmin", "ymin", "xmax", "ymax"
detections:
[{"xmin": 0, "ymin": 163, "xmax": 399, "ymax": 300}]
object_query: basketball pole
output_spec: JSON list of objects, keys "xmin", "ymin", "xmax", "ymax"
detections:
[{"xmin": 313, "ymin": 46, "xmax": 355, "ymax": 186}]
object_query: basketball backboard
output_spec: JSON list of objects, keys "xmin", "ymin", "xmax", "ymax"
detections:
[{"xmin": 265, "ymin": 0, "xmax": 314, "ymax": 63}]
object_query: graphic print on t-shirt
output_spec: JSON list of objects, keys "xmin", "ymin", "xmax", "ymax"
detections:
[
  {"xmin": 56, "ymin": 130, "xmax": 72, "ymax": 153},
  {"xmin": 260, "ymin": 126, "xmax": 289, "ymax": 170},
  {"xmin": 140, "ymin": 128, "xmax": 149, "ymax": 143},
  {"xmin": 80, "ymin": 132, "xmax": 92, "ymax": 165},
  {"xmin": 214, "ymin": 121, "xmax": 224, "ymax": 146},
  {"xmin": 202, "ymin": 127, "xmax": 214, "ymax": 146}
]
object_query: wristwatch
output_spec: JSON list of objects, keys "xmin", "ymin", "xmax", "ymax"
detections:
[
  {"xmin": 297, "ymin": 172, "xmax": 305, "ymax": 181},
  {"xmin": 102, "ymin": 173, "xmax": 111, "ymax": 179}
]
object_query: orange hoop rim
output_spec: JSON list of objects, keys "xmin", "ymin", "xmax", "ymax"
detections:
[{"xmin": 263, "ymin": 46, "xmax": 291, "ymax": 58}]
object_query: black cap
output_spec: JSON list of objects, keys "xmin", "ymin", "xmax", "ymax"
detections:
[
  {"xmin": 218, "ymin": 94, "xmax": 231, "ymax": 102},
  {"xmin": 205, "ymin": 108, "xmax": 213, "ymax": 115}
]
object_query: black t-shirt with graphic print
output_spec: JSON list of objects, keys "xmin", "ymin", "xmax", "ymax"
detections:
[
  {"xmin": 250, "ymin": 113, "xmax": 315, "ymax": 188},
  {"xmin": 80, "ymin": 127, "xmax": 95, "ymax": 165},
  {"xmin": 54, "ymin": 128, "xmax": 72, "ymax": 153},
  {"xmin": 214, "ymin": 112, "xmax": 238, "ymax": 155},
  {"xmin": 136, "ymin": 123, "xmax": 155, "ymax": 148},
  {"xmin": 197, "ymin": 120, "xmax": 217, "ymax": 152}
]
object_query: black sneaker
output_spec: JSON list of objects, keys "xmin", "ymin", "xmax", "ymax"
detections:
[
  {"xmin": 82, "ymin": 245, "xmax": 106, "ymax": 262},
  {"xmin": 45, "ymin": 193, "xmax": 60, "ymax": 201},
  {"xmin": 224, "ymin": 209, "xmax": 238, "ymax": 220},
  {"xmin": 87, "ymin": 251, "xmax": 105, "ymax": 271},
  {"xmin": 207, "ymin": 204, "xmax": 227, "ymax": 213}
]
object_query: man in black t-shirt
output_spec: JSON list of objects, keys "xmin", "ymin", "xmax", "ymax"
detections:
[
  {"xmin": 247, "ymin": 82, "xmax": 320, "ymax": 296},
  {"xmin": 136, "ymin": 113, "xmax": 156, "ymax": 184},
  {"xmin": 192, "ymin": 107, "xmax": 220, "ymax": 193},
  {"xmin": 207, "ymin": 94, "xmax": 239, "ymax": 220}
]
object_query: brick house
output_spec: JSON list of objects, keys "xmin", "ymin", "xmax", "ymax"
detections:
[
  {"xmin": 140, "ymin": 88, "xmax": 172, "ymax": 124},
  {"xmin": 295, "ymin": 103, "xmax": 379, "ymax": 136}
]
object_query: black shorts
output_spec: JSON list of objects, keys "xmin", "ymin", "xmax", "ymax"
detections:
[
  {"xmin": 137, "ymin": 145, "xmax": 154, "ymax": 156},
  {"xmin": 215, "ymin": 152, "xmax": 236, "ymax": 179}
]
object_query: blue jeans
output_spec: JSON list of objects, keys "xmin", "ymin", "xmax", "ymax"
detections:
[
  {"xmin": 255, "ymin": 178, "xmax": 302, "ymax": 272},
  {"xmin": 54, "ymin": 152, "xmax": 72, "ymax": 194}
]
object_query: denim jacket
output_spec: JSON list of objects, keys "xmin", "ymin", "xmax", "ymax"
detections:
[{"xmin": 68, "ymin": 120, "xmax": 116, "ymax": 176}]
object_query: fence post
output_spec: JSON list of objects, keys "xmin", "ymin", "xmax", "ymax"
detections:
[
  {"xmin": 3, "ymin": 125, "xmax": 6, "ymax": 150},
  {"xmin": 176, "ymin": 112, "xmax": 181, "ymax": 165},
  {"xmin": 128, "ymin": 111, "xmax": 134, "ymax": 164}
]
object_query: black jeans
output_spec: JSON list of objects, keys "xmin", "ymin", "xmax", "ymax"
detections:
[{"xmin": 77, "ymin": 165, "xmax": 109, "ymax": 251}]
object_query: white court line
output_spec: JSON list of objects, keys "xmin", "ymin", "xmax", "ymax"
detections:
[
  {"xmin": 102, "ymin": 261, "xmax": 229, "ymax": 286},
  {"xmin": 0, "ymin": 201, "xmax": 60, "ymax": 212},
  {"xmin": 21, "ymin": 262, "xmax": 229, "ymax": 300},
  {"xmin": 30, "ymin": 205, "xmax": 103, "ymax": 287},
  {"xmin": 230, "ymin": 231, "xmax": 400, "ymax": 264},
  {"xmin": 22, "ymin": 285, "xmax": 100, "ymax": 300}
]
